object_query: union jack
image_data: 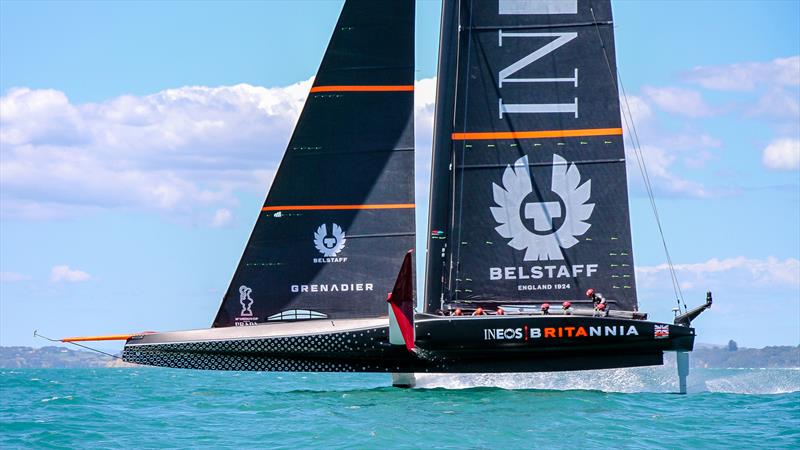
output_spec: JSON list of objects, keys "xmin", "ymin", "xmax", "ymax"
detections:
[{"xmin": 654, "ymin": 324, "xmax": 669, "ymax": 339}]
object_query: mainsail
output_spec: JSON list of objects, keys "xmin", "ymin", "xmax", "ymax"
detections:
[
  {"xmin": 425, "ymin": 0, "xmax": 638, "ymax": 311},
  {"xmin": 213, "ymin": 0, "xmax": 415, "ymax": 327}
]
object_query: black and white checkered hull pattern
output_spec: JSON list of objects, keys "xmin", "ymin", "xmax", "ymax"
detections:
[{"xmin": 122, "ymin": 318, "xmax": 422, "ymax": 372}]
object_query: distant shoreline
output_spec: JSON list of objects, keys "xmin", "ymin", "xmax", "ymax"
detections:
[{"xmin": 2, "ymin": 344, "xmax": 798, "ymax": 369}]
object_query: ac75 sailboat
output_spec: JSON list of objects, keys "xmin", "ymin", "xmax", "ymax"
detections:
[{"xmin": 60, "ymin": 0, "xmax": 711, "ymax": 392}]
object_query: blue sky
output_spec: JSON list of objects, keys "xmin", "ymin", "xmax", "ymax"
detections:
[{"xmin": 1, "ymin": 0, "xmax": 798, "ymax": 350}]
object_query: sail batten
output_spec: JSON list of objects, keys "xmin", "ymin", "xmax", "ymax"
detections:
[
  {"xmin": 309, "ymin": 85, "xmax": 414, "ymax": 93},
  {"xmin": 261, "ymin": 204, "xmax": 415, "ymax": 212},
  {"xmin": 452, "ymin": 127, "xmax": 623, "ymax": 140}
]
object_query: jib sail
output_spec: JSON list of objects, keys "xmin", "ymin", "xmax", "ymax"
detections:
[
  {"xmin": 213, "ymin": 0, "xmax": 415, "ymax": 327},
  {"xmin": 425, "ymin": 0, "xmax": 638, "ymax": 311}
]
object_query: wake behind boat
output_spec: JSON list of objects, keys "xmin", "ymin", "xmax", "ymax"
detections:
[{"xmin": 60, "ymin": 0, "xmax": 711, "ymax": 392}]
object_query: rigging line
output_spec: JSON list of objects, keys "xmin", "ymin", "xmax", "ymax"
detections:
[
  {"xmin": 33, "ymin": 330, "xmax": 124, "ymax": 360},
  {"xmin": 589, "ymin": 8, "xmax": 686, "ymax": 312},
  {"xmin": 621, "ymin": 83, "xmax": 686, "ymax": 313}
]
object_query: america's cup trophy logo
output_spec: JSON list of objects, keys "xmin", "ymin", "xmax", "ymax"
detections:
[
  {"xmin": 491, "ymin": 154, "xmax": 594, "ymax": 260},
  {"xmin": 238, "ymin": 285, "xmax": 254, "ymax": 317},
  {"xmin": 314, "ymin": 223, "xmax": 346, "ymax": 257}
]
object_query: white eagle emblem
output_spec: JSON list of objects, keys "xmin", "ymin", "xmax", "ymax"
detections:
[
  {"xmin": 314, "ymin": 223, "xmax": 346, "ymax": 257},
  {"xmin": 490, "ymin": 154, "xmax": 594, "ymax": 261}
]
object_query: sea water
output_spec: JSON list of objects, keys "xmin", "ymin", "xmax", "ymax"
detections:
[{"xmin": 1, "ymin": 367, "xmax": 798, "ymax": 449}]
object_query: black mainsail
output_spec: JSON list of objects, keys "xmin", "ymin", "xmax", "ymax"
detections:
[
  {"xmin": 425, "ymin": 0, "xmax": 638, "ymax": 312},
  {"xmin": 213, "ymin": 0, "xmax": 416, "ymax": 327}
]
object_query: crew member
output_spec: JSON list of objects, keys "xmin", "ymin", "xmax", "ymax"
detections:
[
  {"xmin": 453, "ymin": 308, "xmax": 463, "ymax": 316},
  {"xmin": 561, "ymin": 301, "xmax": 573, "ymax": 315},
  {"xmin": 496, "ymin": 307, "xmax": 505, "ymax": 316},
  {"xmin": 541, "ymin": 303, "xmax": 550, "ymax": 315},
  {"xmin": 472, "ymin": 307, "xmax": 485, "ymax": 316},
  {"xmin": 587, "ymin": 288, "xmax": 607, "ymax": 311}
]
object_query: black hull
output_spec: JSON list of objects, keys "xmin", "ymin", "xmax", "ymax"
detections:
[{"xmin": 122, "ymin": 315, "xmax": 693, "ymax": 373}]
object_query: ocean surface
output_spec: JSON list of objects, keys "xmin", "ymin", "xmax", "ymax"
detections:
[{"xmin": 1, "ymin": 367, "xmax": 798, "ymax": 449}]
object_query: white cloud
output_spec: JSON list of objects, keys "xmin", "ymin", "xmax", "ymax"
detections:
[
  {"xmin": 641, "ymin": 86, "xmax": 716, "ymax": 118},
  {"xmin": 1, "ymin": 78, "xmax": 440, "ymax": 222},
  {"xmin": 626, "ymin": 144, "xmax": 716, "ymax": 198},
  {"xmin": 211, "ymin": 208, "xmax": 233, "ymax": 227},
  {"xmin": 0, "ymin": 272, "xmax": 31, "ymax": 282},
  {"xmin": 684, "ymin": 56, "xmax": 800, "ymax": 91},
  {"xmin": 751, "ymin": 87, "xmax": 800, "ymax": 120},
  {"xmin": 637, "ymin": 257, "xmax": 800, "ymax": 289},
  {"xmin": 414, "ymin": 77, "xmax": 437, "ymax": 204},
  {"xmin": 1, "ymin": 81, "xmax": 309, "ymax": 219},
  {"xmin": 762, "ymin": 138, "xmax": 800, "ymax": 171},
  {"xmin": 620, "ymin": 94, "xmax": 653, "ymax": 125},
  {"xmin": 50, "ymin": 265, "xmax": 91, "ymax": 283}
]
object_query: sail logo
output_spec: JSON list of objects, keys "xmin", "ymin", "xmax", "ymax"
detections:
[
  {"xmin": 497, "ymin": 0, "xmax": 580, "ymax": 118},
  {"xmin": 313, "ymin": 223, "xmax": 348, "ymax": 263},
  {"xmin": 483, "ymin": 324, "xmax": 639, "ymax": 341},
  {"xmin": 235, "ymin": 285, "xmax": 259, "ymax": 326},
  {"xmin": 491, "ymin": 154, "xmax": 594, "ymax": 261}
]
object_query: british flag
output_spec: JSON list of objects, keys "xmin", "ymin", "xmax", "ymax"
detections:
[{"xmin": 654, "ymin": 325, "xmax": 670, "ymax": 339}]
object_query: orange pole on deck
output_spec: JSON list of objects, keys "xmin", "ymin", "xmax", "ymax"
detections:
[{"xmin": 61, "ymin": 334, "xmax": 140, "ymax": 342}]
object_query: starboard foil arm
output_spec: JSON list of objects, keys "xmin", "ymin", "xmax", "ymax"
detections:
[{"xmin": 674, "ymin": 292, "xmax": 713, "ymax": 327}]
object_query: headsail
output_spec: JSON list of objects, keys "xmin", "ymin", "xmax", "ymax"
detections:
[
  {"xmin": 425, "ymin": 0, "xmax": 638, "ymax": 311},
  {"xmin": 213, "ymin": 0, "xmax": 415, "ymax": 327}
]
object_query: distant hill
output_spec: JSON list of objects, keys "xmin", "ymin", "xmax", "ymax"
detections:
[
  {"xmin": 1, "ymin": 344, "xmax": 798, "ymax": 369},
  {"xmin": 684, "ymin": 345, "xmax": 800, "ymax": 369},
  {"xmin": 0, "ymin": 346, "xmax": 125, "ymax": 368}
]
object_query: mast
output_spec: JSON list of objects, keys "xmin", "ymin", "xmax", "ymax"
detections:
[
  {"xmin": 213, "ymin": 0, "xmax": 415, "ymax": 327},
  {"xmin": 426, "ymin": 0, "xmax": 638, "ymax": 311},
  {"xmin": 424, "ymin": 0, "xmax": 460, "ymax": 313}
]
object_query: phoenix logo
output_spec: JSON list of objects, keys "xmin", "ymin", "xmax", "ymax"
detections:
[
  {"xmin": 491, "ymin": 154, "xmax": 594, "ymax": 261},
  {"xmin": 314, "ymin": 223, "xmax": 346, "ymax": 257}
]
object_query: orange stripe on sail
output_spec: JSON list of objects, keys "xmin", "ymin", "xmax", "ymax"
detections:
[
  {"xmin": 451, "ymin": 128, "xmax": 624, "ymax": 140},
  {"xmin": 309, "ymin": 85, "xmax": 414, "ymax": 93},
  {"xmin": 262, "ymin": 204, "xmax": 415, "ymax": 212}
]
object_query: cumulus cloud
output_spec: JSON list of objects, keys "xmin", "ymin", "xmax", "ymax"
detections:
[
  {"xmin": 637, "ymin": 257, "xmax": 800, "ymax": 289},
  {"xmin": 620, "ymin": 94, "xmax": 653, "ymax": 125},
  {"xmin": 0, "ymin": 272, "xmax": 31, "ymax": 283},
  {"xmin": 683, "ymin": 56, "xmax": 800, "ymax": 91},
  {"xmin": 50, "ymin": 265, "xmax": 91, "ymax": 283},
  {"xmin": 211, "ymin": 208, "xmax": 233, "ymax": 227},
  {"xmin": 751, "ymin": 86, "xmax": 800, "ymax": 120},
  {"xmin": 1, "ymin": 81, "xmax": 310, "ymax": 219},
  {"xmin": 625, "ymin": 144, "xmax": 716, "ymax": 198},
  {"xmin": 682, "ymin": 56, "xmax": 800, "ymax": 127},
  {"xmin": 414, "ymin": 77, "xmax": 437, "ymax": 203},
  {"xmin": 762, "ymin": 138, "xmax": 800, "ymax": 171},
  {"xmin": 641, "ymin": 86, "xmax": 716, "ymax": 118},
  {"xmin": 1, "ymin": 78, "xmax": 440, "ymax": 221}
]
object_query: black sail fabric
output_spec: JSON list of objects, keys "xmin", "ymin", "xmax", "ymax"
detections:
[
  {"xmin": 213, "ymin": 0, "xmax": 415, "ymax": 327},
  {"xmin": 426, "ymin": 0, "xmax": 638, "ymax": 311}
]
